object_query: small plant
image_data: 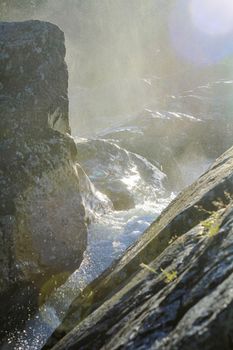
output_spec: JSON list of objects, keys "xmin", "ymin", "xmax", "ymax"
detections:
[
  {"xmin": 161, "ymin": 268, "xmax": 178, "ymax": 283},
  {"xmin": 200, "ymin": 210, "xmax": 222, "ymax": 237},
  {"xmin": 196, "ymin": 193, "xmax": 233, "ymax": 237},
  {"xmin": 168, "ymin": 235, "xmax": 178, "ymax": 245},
  {"xmin": 140, "ymin": 262, "xmax": 158, "ymax": 275},
  {"xmin": 140, "ymin": 263, "xmax": 177, "ymax": 284}
]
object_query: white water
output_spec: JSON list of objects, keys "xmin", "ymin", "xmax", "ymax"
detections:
[
  {"xmin": 3, "ymin": 146, "xmax": 174, "ymax": 350},
  {"xmin": 4, "ymin": 79, "xmax": 232, "ymax": 349}
]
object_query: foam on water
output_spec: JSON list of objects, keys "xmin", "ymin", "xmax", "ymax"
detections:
[
  {"xmin": 4, "ymin": 192, "xmax": 174, "ymax": 350},
  {"xmin": 2, "ymin": 112, "xmax": 182, "ymax": 349}
]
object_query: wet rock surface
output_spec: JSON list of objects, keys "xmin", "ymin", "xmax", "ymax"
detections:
[
  {"xmin": 76, "ymin": 138, "xmax": 168, "ymax": 211},
  {"xmin": 100, "ymin": 110, "xmax": 233, "ymax": 190},
  {"xmin": 0, "ymin": 20, "xmax": 87, "ymax": 339},
  {"xmin": 44, "ymin": 146, "xmax": 233, "ymax": 350}
]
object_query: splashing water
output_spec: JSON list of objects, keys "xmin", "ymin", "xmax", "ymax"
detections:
[{"xmin": 3, "ymin": 151, "xmax": 174, "ymax": 350}]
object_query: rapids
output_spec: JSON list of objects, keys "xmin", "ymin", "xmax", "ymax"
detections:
[
  {"xmin": 3, "ymin": 136, "xmax": 174, "ymax": 350},
  {"xmin": 4, "ymin": 80, "xmax": 233, "ymax": 350}
]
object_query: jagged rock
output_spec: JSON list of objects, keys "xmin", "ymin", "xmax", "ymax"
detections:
[
  {"xmin": 44, "ymin": 146, "xmax": 233, "ymax": 350},
  {"xmin": 0, "ymin": 21, "xmax": 87, "ymax": 338},
  {"xmin": 100, "ymin": 110, "xmax": 233, "ymax": 190},
  {"xmin": 75, "ymin": 138, "xmax": 168, "ymax": 211}
]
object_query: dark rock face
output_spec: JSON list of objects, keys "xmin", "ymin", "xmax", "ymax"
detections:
[
  {"xmin": 0, "ymin": 20, "xmax": 87, "ymax": 336},
  {"xmin": 0, "ymin": 20, "xmax": 70, "ymax": 135},
  {"xmin": 101, "ymin": 110, "xmax": 233, "ymax": 190},
  {"xmin": 45, "ymin": 146, "xmax": 233, "ymax": 350}
]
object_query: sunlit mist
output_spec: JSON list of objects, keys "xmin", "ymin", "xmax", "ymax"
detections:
[
  {"xmin": 170, "ymin": 0, "xmax": 233, "ymax": 65},
  {"xmin": 190, "ymin": 0, "xmax": 233, "ymax": 36},
  {"xmin": 1, "ymin": 2, "xmax": 233, "ymax": 349}
]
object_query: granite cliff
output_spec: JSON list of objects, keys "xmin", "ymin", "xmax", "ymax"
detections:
[{"xmin": 0, "ymin": 20, "xmax": 87, "ymax": 337}]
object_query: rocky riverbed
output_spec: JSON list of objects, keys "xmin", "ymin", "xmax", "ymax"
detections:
[{"xmin": 0, "ymin": 12, "xmax": 233, "ymax": 350}]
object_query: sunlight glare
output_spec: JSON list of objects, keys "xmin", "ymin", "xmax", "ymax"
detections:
[{"xmin": 190, "ymin": 0, "xmax": 233, "ymax": 36}]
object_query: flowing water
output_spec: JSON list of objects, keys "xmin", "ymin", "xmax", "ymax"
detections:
[
  {"xmin": 3, "ymin": 136, "xmax": 174, "ymax": 350},
  {"xmin": 1, "ymin": 1, "xmax": 233, "ymax": 349},
  {"xmin": 4, "ymin": 79, "xmax": 233, "ymax": 349},
  {"xmin": 2, "ymin": 76, "xmax": 233, "ymax": 349}
]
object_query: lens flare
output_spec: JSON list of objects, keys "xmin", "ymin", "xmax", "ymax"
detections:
[
  {"xmin": 169, "ymin": 0, "xmax": 233, "ymax": 65},
  {"xmin": 190, "ymin": 0, "xmax": 233, "ymax": 36}
]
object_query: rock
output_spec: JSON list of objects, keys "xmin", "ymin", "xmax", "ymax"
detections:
[
  {"xmin": 0, "ymin": 20, "xmax": 70, "ymax": 135},
  {"xmin": 0, "ymin": 21, "xmax": 87, "ymax": 338},
  {"xmin": 44, "ymin": 145, "xmax": 233, "ymax": 350},
  {"xmin": 75, "ymin": 138, "xmax": 168, "ymax": 211},
  {"xmin": 100, "ymin": 110, "xmax": 233, "ymax": 190}
]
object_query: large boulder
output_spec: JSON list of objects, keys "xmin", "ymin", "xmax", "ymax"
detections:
[
  {"xmin": 45, "ymin": 145, "xmax": 233, "ymax": 350},
  {"xmin": 0, "ymin": 21, "xmax": 87, "ymax": 337}
]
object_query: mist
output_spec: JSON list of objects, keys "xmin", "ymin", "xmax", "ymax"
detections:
[
  {"xmin": 2, "ymin": 0, "xmax": 231, "ymax": 136},
  {"xmin": 33, "ymin": 0, "xmax": 174, "ymax": 135},
  {"xmin": 1, "ymin": 0, "xmax": 232, "ymax": 192},
  {"xmin": 1, "ymin": 2, "xmax": 233, "ymax": 349}
]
